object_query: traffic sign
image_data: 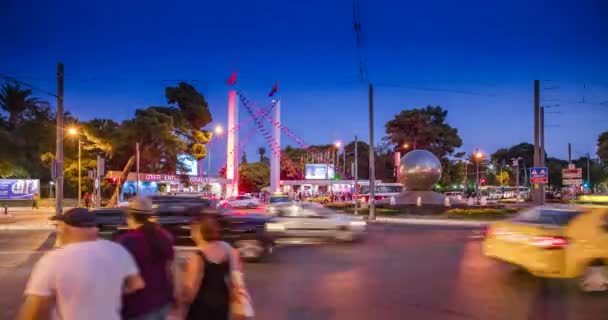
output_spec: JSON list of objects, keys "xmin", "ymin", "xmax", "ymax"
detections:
[
  {"xmin": 530, "ymin": 167, "xmax": 548, "ymax": 184},
  {"xmin": 563, "ymin": 178, "xmax": 582, "ymax": 186},
  {"xmin": 562, "ymin": 168, "xmax": 582, "ymax": 179}
]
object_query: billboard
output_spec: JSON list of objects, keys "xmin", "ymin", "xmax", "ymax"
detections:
[
  {"xmin": 305, "ymin": 164, "xmax": 335, "ymax": 180},
  {"xmin": 0, "ymin": 179, "xmax": 40, "ymax": 200},
  {"xmin": 176, "ymin": 154, "xmax": 198, "ymax": 176}
]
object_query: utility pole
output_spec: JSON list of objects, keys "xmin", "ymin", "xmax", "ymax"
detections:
[
  {"xmin": 55, "ymin": 63, "xmax": 64, "ymax": 216},
  {"xmin": 475, "ymin": 149, "xmax": 480, "ymax": 199},
  {"xmin": 77, "ymin": 137, "xmax": 81, "ymax": 207},
  {"xmin": 587, "ymin": 152, "xmax": 591, "ymax": 191},
  {"xmin": 533, "ymin": 80, "xmax": 542, "ymax": 205},
  {"xmin": 354, "ymin": 135, "xmax": 359, "ymax": 215},
  {"xmin": 368, "ymin": 83, "xmax": 376, "ymax": 220},
  {"xmin": 568, "ymin": 143, "xmax": 572, "ymax": 163},
  {"xmin": 540, "ymin": 106, "xmax": 545, "ymax": 204},
  {"xmin": 136, "ymin": 142, "xmax": 140, "ymax": 197}
]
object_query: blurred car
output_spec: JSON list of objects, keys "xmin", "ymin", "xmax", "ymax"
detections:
[
  {"xmin": 265, "ymin": 202, "xmax": 367, "ymax": 242},
  {"xmin": 483, "ymin": 202, "xmax": 608, "ymax": 292},
  {"xmin": 218, "ymin": 195, "xmax": 260, "ymax": 208},
  {"xmin": 94, "ymin": 196, "xmax": 274, "ymax": 262}
]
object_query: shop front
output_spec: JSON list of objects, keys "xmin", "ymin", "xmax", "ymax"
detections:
[{"xmin": 106, "ymin": 171, "xmax": 231, "ymax": 201}]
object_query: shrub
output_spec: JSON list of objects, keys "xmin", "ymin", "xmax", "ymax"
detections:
[{"xmin": 444, "ymin": 208, "xmax": 509, "ymax": 220}]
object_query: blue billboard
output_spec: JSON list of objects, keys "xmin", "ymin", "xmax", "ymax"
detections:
[{"xmin": 0, "ymin": 179, "xmax": 40, "ymax": 200}]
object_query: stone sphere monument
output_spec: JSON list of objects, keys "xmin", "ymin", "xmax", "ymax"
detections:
[
  {"xmin": 384, "ymin": 149, "xmax": 457, "ymax": 207},
  {"xmin": 398, "ymin": 150, "xmax": 442, "ymax": 190}
]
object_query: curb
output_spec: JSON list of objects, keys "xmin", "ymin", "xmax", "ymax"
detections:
[
  {"xmin": 0, "ymin": 224, "xmax": 54, "ymax": 231},
  {"xmin": 373, "ymin": 216, "xmax": 493, "ymax": 227}
]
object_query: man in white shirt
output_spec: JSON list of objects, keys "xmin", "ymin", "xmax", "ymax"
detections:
[{"xmin": 17, "ymin": 208, "xmax": 145, "ymax": 320}]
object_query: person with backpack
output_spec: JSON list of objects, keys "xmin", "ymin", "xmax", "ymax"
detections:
[
  {"xmin": 116, "ymin": 198, "xmax": 175, "ymax": 320},
  {"xmin": 180, "ymin": 212, "xmax": 254, "ymax": 320}
]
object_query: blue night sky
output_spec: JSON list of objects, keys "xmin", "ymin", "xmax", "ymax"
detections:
[{"xmin": 2, "ymin": 0, "xmax": 607, "ymax": 172}]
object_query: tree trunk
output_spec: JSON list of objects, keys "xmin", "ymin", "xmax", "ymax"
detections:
[{"xmin": 109, "ymin": 155, "xmax": 135, "ymax": 206}]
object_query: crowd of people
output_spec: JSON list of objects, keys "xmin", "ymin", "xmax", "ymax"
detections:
[{"xmin": 17, "ymin": 198, "xmax": 254, "ymax": 320}]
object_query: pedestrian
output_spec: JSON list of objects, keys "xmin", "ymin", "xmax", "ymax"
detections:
[
  {"xmin": 31, "ymin": 192, "xmax": 39, "ymax": 210},
  {"xmin": 116, "ymin": 197, "xmax": 175, "ymax": 320},
  {"xmin": 84, "ymin": 192, "xmax": 91, "ymax": 208},
  {"xmin": 181, "ymin": 212, "xmax": 254, "ymax": 320},
  {"xmin": 17, "ymin": 208, "xmax": 144, "ymax": 320}
]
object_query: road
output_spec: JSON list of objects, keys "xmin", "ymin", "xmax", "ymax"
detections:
[{"xmin": 1, "ymin": 224, "xmax": 607, "ymax": 320}]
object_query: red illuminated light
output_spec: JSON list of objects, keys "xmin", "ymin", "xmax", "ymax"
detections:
[{"xmin": 532, "ymin": 236, "xmax": 568, "ymax": 249}]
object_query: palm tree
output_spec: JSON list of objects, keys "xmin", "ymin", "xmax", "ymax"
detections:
[
  {"xmin": 0, "ymin": 82, "xmax": 41, "ymax": 131},
  {"xmin": 258, "ymin": 147, "xmax": 266, "ymax": 162}
]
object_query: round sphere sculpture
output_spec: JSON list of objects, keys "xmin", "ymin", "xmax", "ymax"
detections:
[{"xmin": 398, "ymin": 150, "xmax": 442, "ymax": 191}]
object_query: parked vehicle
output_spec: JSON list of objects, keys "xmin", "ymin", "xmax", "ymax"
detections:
[
  {"xmin": 265, "ymin": 202, "xmax": 367, "ymax": 243},
  {"xmin": 217, "ymin": 195, "xmax": 260, "ymax": 208},
  {"xmin": 94, "ymin": 196, "xmax": 274, "ymax": 262}
]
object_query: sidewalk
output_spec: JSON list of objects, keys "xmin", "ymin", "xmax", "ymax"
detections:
[{"xmin": 0, "ymin": 210, "xmax": 56, "ymax": 231}]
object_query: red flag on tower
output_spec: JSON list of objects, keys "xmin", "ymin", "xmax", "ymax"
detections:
[
  {"xmin": 226, "ymin": 71, "xmax": 237, "ymax": 85},
  {"xmin": 268, "ymin": 82, "xmax": 279, "ymax": 97}
]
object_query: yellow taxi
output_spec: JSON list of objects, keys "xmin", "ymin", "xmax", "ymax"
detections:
[{"xmin": 483, "ymin": 199, "xmax": 608, "ymax": 292}]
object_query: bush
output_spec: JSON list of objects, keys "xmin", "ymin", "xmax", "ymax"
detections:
[
  {"xmin": 324, "ymin": 202, "xmax": 354, "ymax": 210},
  {"xmin": 444, "ymin": 208, "xmax": 509, "ymax": 220},
  {"xmin": 343, "ymin": 207, "xmax": 401, "ymax": 216}
]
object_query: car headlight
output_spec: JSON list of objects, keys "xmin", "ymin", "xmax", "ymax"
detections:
[
  {"xmin": 265, "ymin": 222, "xmax": 286, "ymax": 232},
  {"xmin": 350, "ymin": 221, "xmax": 367, "ymax": 227}
]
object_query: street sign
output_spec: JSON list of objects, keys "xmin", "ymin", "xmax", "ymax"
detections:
[
  {"xmin": 562, "ymin": 168, "xmax": 582, "ymax": 179},
  {"xmin": 530, "ymin": 167, "xmax": 548, "ymax": 184},
  {"xmin": 512, "ymin": 159, "xmax": 519, "ymax": 167},
  {"xmin": 563, "ymin": 178, "xmax": 583, "ymax": 186}
]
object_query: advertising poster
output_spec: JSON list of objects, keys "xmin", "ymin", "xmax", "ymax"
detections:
[
  {"xmin": 305, "ymin": 164, "xmax": 335, "ymax": 180},
  {"xmin": 0, "ymin": 179, "xmax": 40, "ymax": 200},
  {"xmin": 176, "ymin": 154, "xmax": 198, "ymax": 176}
]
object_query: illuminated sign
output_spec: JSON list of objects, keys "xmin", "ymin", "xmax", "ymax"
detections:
[
  {"xmin": 305, "ymin": 164, "xmax": 335, "ymax": 180},
  {"xmin": 176, "ymin": 154, "xmax": 198, "ymax": 176}
]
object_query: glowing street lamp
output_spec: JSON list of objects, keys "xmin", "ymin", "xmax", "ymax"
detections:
[
  {"xmin": 403, "ymin": 143, "xmax": 410, "ymax": 150},
  {"xmin": 334, "ymin": 141, "xmax": 342, "ymax": 148},
  {"xmin": 474, "ymin": 149, "xmax": 483, "ymax": 198},
  {"xmin": 214, "ymin": 124, "xmax": 224, "ymax": 135},
  {"xmin": 208, "ymin": 124, "xmax": 224, "ymax": 177}
]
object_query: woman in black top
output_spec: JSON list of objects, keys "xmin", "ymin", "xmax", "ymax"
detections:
[{"xmin": 181, "ymin": 213, "xmax": 252, "ymax": 320}]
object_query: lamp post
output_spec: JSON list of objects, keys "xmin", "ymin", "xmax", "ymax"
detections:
[
  {"xmin": 475, "ymin": 150, "xmax": 483, "ymax": 199},
  {"xmin": 208, "ymin": 124, "xmax": 224, "ymax": 177},
  {"xmin": 334, "ymin": 141, "xmax": 341, "ymax": 178},
  {"xmin": 68, "ymin": 127, "xmax": 81, "ymax": 207}
]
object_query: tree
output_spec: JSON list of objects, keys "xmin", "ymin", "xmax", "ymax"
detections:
[
  {"xmin": 240, "ymin": 152, "xmax": 248, "ymax": 164},
  {"xmin": 239, "ymin": 162, "xmax": 270, "ymax": 193},
  {"xmin": 491, "ymin": 143, "xmax": 535, "ymax": 170},
  {"xmin": 598, "ymin": 131, "xmax": 608, "ymax": 160},
  {"xmin": 0, "ymin": 82, "xmax": 43, "ymax": 130},
  {"xmin": 258, "ymin": 147, "xmax": 270, "ymax": 165},
  {"xmin": 496, "ymin": 171, "xmax": 510, "ymax": 186},
  {"xmin": 384, "ymin": 106, "xmax": 462, "ymax": 158}
]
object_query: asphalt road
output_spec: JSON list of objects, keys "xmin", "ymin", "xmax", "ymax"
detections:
[{"xmin": 1, "ymin": 225, "xmax": 608, "ymax": 320}]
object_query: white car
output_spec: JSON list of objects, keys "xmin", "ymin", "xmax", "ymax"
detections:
[
  {"xmin": 265, "ymin": 202, "xmax": 367, "ymax": 242},
  {"xmin": 218, "ymin": 195, "xmax": 260, "ymax": 208}
]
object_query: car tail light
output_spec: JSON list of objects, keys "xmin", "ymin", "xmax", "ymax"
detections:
[
  {"xmin": 532, "ymin": 236, "xmax": 568, "ymax": 249},
  {"xmin": 483, "ymin": 226, "xmax": 492, "ymax": 238}
]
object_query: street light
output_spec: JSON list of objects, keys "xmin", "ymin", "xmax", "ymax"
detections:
[
  {"xmin": 68, "ymin": 127, "xmax": 81, "ymax": 207},
  {"xmin": 474, "ymin": 149, "xmax": 483, "ymax": 199},
  {"xmin": 208, "ymin": 124, "xmax": 224, "ymax": 177},
  {"xmin": 403, "ymin": 143, "xmax": 409, "ymax": 149}
]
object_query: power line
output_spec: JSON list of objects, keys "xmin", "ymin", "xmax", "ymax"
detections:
[{"xmin": 0, "ymin": 73, "xmax": 58, "ymax": 98}]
